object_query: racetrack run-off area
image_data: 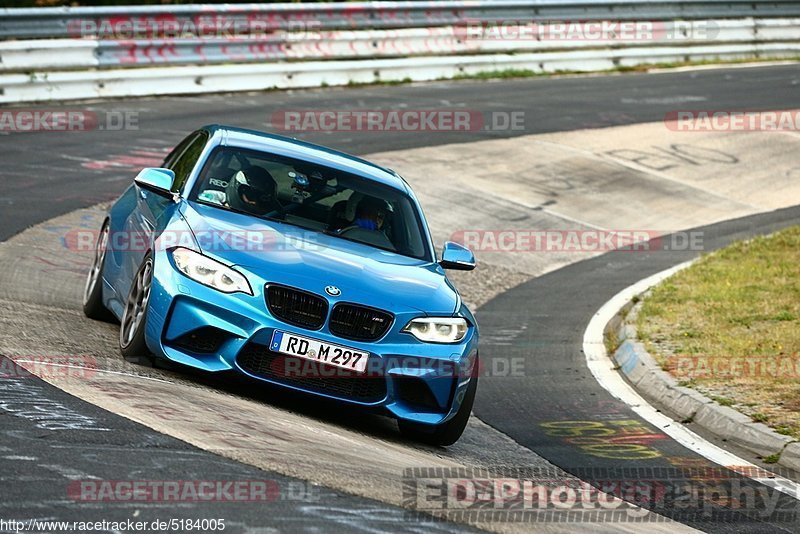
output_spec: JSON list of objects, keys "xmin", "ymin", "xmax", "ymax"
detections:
[{"xmin": 1, "ymin": 65, "xmax": 799, "ymax": 532}]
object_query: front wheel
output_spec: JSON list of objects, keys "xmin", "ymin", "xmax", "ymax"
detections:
[
  {"xmin": 399, "ymin": 356, "xmax": 479, "ymax": 446},
  {"xmin": 119, "ymin": 253, "xmax": 155, "ymax": 364}
]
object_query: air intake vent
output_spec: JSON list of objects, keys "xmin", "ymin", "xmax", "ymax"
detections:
[
  {"xmin": 237, "ymin": 342, "xmax": 386, "ymax": 403},
  {"xmin": 171, "ymin": 327, "xmax": 228, "ymax": 353}
]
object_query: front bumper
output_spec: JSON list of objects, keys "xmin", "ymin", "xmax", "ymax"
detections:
[{"xmin": 144, "ymin": 251, "xmax": 479, "ymax": 426}]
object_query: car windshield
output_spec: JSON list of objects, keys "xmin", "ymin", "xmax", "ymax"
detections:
[{"xmin": 190, "ymin": 146, "xmax": 431, "ymax": 261}]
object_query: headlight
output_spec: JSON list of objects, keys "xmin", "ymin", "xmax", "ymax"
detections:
[
  {"xmin": 171, "ymin": 247, "xmax": 252, "ymax": 295},
  {"xmin": 402, "ymin": 317, "xmax": 468, "ymax": 343}
]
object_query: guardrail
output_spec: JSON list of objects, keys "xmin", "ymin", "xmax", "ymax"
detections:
[
  {"xmin": 3, "ymin": 1, "xmax": 800, "ymax": 39},
  {"xmin": 4, "ymin": 42, "xmax": 799, "ymax": 104},
  {"xmin": 3, "ymin": 19, "xmax": 799, "ymax": 71},
  {"xmin": 1, "ymin": 1, "xmax": 799, "ymax": 103}
]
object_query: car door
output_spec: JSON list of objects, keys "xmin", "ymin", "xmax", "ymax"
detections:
[{"xmin": 117, "ymin": 131, "xmax": 208, "ymax": 298}]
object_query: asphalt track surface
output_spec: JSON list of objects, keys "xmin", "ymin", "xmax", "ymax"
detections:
[
  {"xmin": 476, "ymin": 205, "xmax": 800, "ymax": 532},
  {"xmin": 1, "ymin": 64, "xmax": 799, "ymax": 532},
  {"xmin": 0, "ymin": 356, "xmax": 467, "ymax": 534}
]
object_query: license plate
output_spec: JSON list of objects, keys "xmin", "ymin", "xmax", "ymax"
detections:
[{"xmin": 270, "ymin": 330, "xmax": 369, "ymax": 373}]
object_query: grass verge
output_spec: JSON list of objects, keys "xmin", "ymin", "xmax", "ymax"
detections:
[{"xmin": 637, "ymin": 226, "xmax": 800, "ymax": 439}]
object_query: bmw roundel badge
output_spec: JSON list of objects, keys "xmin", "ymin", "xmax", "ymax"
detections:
[{"xmin": 325, "ymin": 285, "xmax": 341, "ymax": 297}]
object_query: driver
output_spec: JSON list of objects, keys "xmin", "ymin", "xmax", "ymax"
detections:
[
  {"xmin": 199, "ymin": 166, "xmax": 278, "ymax": 215},
  {"xmin": 335, "ymin": 196, "xmax": 395, "ymax": 250},
  {"xmin": 352, "ymin": 196, "xmax": 388, "ymax": 231}
]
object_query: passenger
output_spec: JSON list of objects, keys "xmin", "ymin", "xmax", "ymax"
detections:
[{"xmin": 199, "ymin": 166, "xmax": 278, "ymax": 215}]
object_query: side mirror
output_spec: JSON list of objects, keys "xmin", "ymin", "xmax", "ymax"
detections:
[
  {"xmin": 440, "ymin": 241, "xmax": 476, "ymax": 271},
  {"xmin": 134, "ymin": 168, "xmax": 175, "ymax": 196}
]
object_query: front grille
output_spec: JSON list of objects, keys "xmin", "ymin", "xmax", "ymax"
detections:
[
  {"xmin": 329, "ymin": 303, "xmax": 393, "ymax": 341},
  {"xmin": 236, "ymin": 342, "xmax": 386, "ymax": 403},
  {"xmin": 172, "ymin": 327, "xmax": 228, "ymax": 353},
  {"xmin": 266, "ymin": 285, "xmax": 328, "ymax": 329}
]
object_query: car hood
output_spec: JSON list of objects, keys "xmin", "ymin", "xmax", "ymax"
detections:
[{"xmin": 180, "ymin": 202, "xmax": 458, "ymax": 314}]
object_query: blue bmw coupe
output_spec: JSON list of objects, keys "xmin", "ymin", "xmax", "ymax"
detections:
[{"xmin": 83, "ymin": 125, "xmax": 479, "ymax": 445}]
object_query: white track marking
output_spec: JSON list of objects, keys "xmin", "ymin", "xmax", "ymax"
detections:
[
  {"xmin": 40, "ymin": 464, "xmax": 99, "ymax": 480},
  {"xmin": 583, "ymin": 260, "xmax": 800, "ymax": 500},
  {"xmin": 531, "ymin": 138, "xmax": 763, "ymax": 212}
]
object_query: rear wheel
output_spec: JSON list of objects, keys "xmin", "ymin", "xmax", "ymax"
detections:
[
  {"xmin": 399, "ymin": 356, "xmax": 479, "ymax": 446},
  {"xmin": 82, "ymin": 220, "xmax": 114, "ymax": 321},
  {"xmin": 119, "ymin": 253, "xmax": 155, "ymax": 364}
]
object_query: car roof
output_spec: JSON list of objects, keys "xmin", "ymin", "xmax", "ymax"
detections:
[{"xmin": 203, "ymin": 124, "xmax": 408, "ymax": 192}]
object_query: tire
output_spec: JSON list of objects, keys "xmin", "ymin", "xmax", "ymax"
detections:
[
  {"xmin": 119, "ymin": 253, "xmax": 155, "ymax": 365},
  {"xmin": 82, "ymin": 220, "xmax": 114, "ymax": 321},
  {"xmin": 398, "ymin": 355, "xmax": 479, "ymax": 446}
]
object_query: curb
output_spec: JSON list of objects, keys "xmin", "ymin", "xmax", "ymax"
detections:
[{"xmin": 606, "ymin": 298, "xmax": 800, "ymax": 473}]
